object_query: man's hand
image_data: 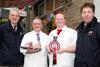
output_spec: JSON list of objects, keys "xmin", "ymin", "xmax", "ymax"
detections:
[
  {"xmin": 57, "ymin": 48, "xmax": 64, "ymax": 54},
  {"xmin": 26, "ymin": 43, "xmax": 41, "ymax": 54},
  {"xmin": 33, "ymin": 43, "xmax": 41, "ymax": 49}
]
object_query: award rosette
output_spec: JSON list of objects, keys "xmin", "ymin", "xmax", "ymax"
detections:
[{"xmin": 49, "ymin": 36, "xmax": 60, "ymax": 65}]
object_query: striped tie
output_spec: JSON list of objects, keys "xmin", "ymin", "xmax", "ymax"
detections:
[{"xmin": 36, "ymin": 33, "xmax": 40, "ymax": 42}]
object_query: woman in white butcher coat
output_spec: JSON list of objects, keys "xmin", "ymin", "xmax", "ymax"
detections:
[{"xmin": 20, "ymin": 17, "xmax": 48, "ymax": 67}]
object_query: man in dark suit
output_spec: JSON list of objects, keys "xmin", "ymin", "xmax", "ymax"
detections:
[{"xmin": 0, "ymin": 8, "xmax": 24, "ymax": 67}]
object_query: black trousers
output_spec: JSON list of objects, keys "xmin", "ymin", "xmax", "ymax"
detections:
[
  {"xmin": 74, "ymin": 60, "xmax": 97, "ymax": 67},
  {"xmin": 0, "ymin": 65, "xmax": 23, "ymax": 67}
]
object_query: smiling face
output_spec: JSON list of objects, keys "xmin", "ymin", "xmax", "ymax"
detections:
[
  {"xmin": 9, "ymin": 9, "xmax": 20, "ymax": 25},
  {"xmin": 81, "ymin": 7, "xmax": 95, "ymax": 24},
  {"xmin": 80, "ymin": 3, "xmax": 95, "ymax": 24},
  {"xmin": 55, "ymin": 13, "xmax": 66, "ymax": 28},
  {"xmin": 32, "ymin": 18, "xmax": 42, "ymax": 32}
]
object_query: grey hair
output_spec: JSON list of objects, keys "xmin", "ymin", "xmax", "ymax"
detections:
[
  {"xmin": 9, "ymin": 8, "xmax": 20, "ymax": 16},
  {"xmin": 32, "ymin": 16, "xmax": 42, "ymax": 23}
]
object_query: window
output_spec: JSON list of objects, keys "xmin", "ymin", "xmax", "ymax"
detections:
[
  {"xmin": 38, "ymin": 3, "xmax": 45, "ymax": 16},
  {"xmin": 46, "ymin": 0, "xmax": 53, "ymax": 13}
]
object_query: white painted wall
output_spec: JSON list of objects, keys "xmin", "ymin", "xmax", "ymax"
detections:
[{"xmin": 94, "ymin": 0, "xmax": 100, "ymax": 22}]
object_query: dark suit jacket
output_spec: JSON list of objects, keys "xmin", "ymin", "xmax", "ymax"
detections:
[{"xmin": 0, "ymin": 20, "xmax": 24, "ymax": 65}]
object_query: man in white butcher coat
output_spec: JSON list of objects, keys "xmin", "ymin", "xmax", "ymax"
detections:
[
  {"xmin": 47, "ymin": 13, "xmax": 77, "ymax": 67},
  {"xmin": 20, "ymin": 17, "xmax": 48, "ymax": 67}
]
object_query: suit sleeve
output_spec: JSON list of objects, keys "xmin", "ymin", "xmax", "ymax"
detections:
[
  {"xmin": 96, "ymin": 23, "xmax": 100, "ymax": 44},
  {"xmin": 0, "ymin": 26, "xmax": 3, "ymax": 48}
]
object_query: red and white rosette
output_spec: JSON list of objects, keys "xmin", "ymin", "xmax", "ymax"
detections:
[{"xmin": 49, "ymin": 37, "xmax": 60, "ymax": 65}]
